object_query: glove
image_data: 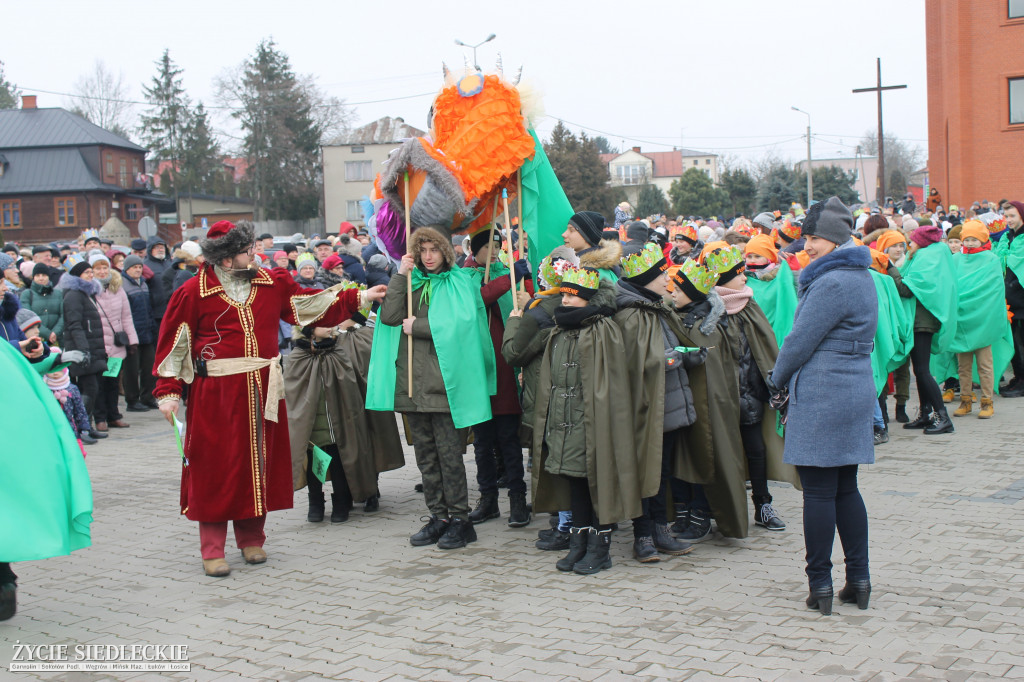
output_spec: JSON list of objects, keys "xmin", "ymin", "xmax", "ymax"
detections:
[
  {"xmin": 765, "ymin": 371, "xmax": 782, "ymax": 394},
  {"xmin": 683, "ymin": 347, "xmax": 709, "ymax": 367},
  {"xmin": 127, "ymin": 344, "xmax": 138, "ymax": 356},
  {"xmin": 58, "ymin": 349, "xmax": 87, "ymax": 365},
  {"xmin": 513, "ymin": 259, "xmax": 531, "ymax": 282}
]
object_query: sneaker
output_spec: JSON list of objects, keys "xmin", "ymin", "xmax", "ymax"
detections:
[
  {"xmin": 676, "ymin": 508, "xmax": 712, "ymax": 542},
  {"xmin": 632, "ymin": 536, "xmax": 660, "ymax": 563},
  {"xmin": 755, "ymin": 503, "xmax": 786, "ymax": 531},
  {"xmin": 873, "ymin": 427, "xmax": 889, "ymax": 445},
  {"xmin": 410, "ymin": 515, "xmax": 448, "ymax": 546},
  {"xmin": 437, "ymin": 517, "xmax": 477, "ymax": 550}
]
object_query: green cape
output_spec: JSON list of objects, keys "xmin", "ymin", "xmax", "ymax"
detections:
[
  {"xmin": 899, "ymin": 242, "xmax": 958, "ymax": 353},
  {"xmin": 1, "ymin": 344, "xmax": 93, "ymax": 561},
  {"xmin": 747, "ymin": 261, "xmax": 797, "ymax": 348},
  {"xmin": 930, "ymin": 250, "xmax": 1014, "ymax": 386},
  {"xmin": 366, "ymin": 267, "xmax": 496, "ymax": 428},
  {"xmin": 995, "ymin": 229, "xmax": 1024, "ymax": 282},
  {"xmin": 869, "ymin": 269, "xmax": 914, "ymax": 394}
]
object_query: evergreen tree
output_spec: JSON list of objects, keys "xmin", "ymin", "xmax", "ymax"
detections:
[
  {"xmin": 718, "ymin": 166, "xmax": 757, "ymax": 217},
  {"xmin": 793, "ymin": 166, "xmax": 860, "ymax": 206},
  {"xmin": 179, "ymin": 103, "xmax": 221, "ymax": 195},
  {"xmin": 668, "ymin": 168, "xmax": 728, "ymax": 218},
  {"xmin": 139, "ymin": 50, "xmax": 190, "ymax": 162},
  {"xmin": 232, "ymin": 39, "xmax": 323, "ymax": 220},
  {"xmin": 544, "ymin": 121, "xmax": 624, "ymax": 221},
  {"xmin": 755, "ymin": 163, "xmax": 799, "ymax": 212},
  {"xmin": 0, "ymin": 61, "xmax": 20, "ymax": 109},
  {"xmin": 635, "ymin": 183, "xmax": 668, "ymax": 218}
]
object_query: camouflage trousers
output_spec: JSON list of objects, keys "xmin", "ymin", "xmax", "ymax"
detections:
[
  {"xmin": 405, "ymin": 412, "xmax": 470, "ymax": 520},
  {"xmin": 893, "ymin": 361, "xmax": 910, "ymax": 404}
]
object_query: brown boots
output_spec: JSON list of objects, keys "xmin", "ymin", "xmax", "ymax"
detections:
[
  {"xmin": 953, "ymin": 392, "xmax": 975, "ymax": 416},
  {"xmin": 978, "ymin": 398, "xmax": 994, "ymax": 419}
]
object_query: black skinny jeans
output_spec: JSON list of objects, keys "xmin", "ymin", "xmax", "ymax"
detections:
[
  {"xmin": 73, "ymin": 372, "xmax": 100, "ymax": 422},
  {"xmin": 634, "ymin": 429, "xmax": 679, "ymax": 537},
  {"xmin": 306, "ymin": 444, "xmax": 352, "ymax": 507},
  {"xmin": 93, "ymin": 374, "xmax": 122, "ymax": 423},
  {"xmin": 565, "ymin": 475, "xmax": 611, "ymax": 531},
  {"xmin": 122, "ymin": 342, "xmax": 156, "ymax": 405},
  {"xmin": 796, "ymin": 465, "xmax": 870, "ymax": 588},
  {"xmin": 472, "ymin": 414, "xmax": 526, "ymax": 496},
  {"xmin": 741, "ymin": 423, "xmax": 771, "ymax": 502},
  {"xmin": 910, "ymin": 330, "xmax": 945, "ymax": 412}
]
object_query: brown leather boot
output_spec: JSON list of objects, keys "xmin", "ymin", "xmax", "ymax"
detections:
[
  {"xmin": 953, "ymin": 392, "xmax": 975, "ymax": 416},
  {"xmin": 202, "ymin": 558, "xmax": 230, "ymax": 577},
  {"xmin": 978, "ymin": 398, "xmax": 994, "ymax": 419}
]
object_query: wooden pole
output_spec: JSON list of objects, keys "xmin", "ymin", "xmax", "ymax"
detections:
[
  {"xmin": 502, "ymin": 188, "xmax": 518, "ymax": 311},
  {"xmin": 404, "ymin": 171, "xmax": 413, "ymax": 398},
  {"xmin": 516, "ymin": 171, "xmax": 526, "ymax": 295},
  {"xmin": 483, "ymin": 193, "xmax": 499, "ymax": 283}
]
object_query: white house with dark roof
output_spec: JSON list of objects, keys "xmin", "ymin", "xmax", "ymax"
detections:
[{"xmin": 600, "ymin": 146, "xmax": 720, "ymax": 206}]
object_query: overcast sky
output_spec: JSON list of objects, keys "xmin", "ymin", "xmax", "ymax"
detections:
[{"xmin": 5, "ymin": 0, "xmax": 927, "ymax": 166}]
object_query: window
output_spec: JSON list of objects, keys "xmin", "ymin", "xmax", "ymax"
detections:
[
  {"xmin": 55, "ymin": 198, "xmax": 77, "ymax": 226},
  {"xmin": 132, "ymin": 158, "xmax": 139, "ymax": 176},
  {"xmin": 99, "ymin": 201, "xmax": 107, "ymax": 222},
  {"xmin": 1, "ymin": 200, "xmax": 20, "ymax": 228},
  {"xmin": 124, "ymin": 202, "xmax": 144, "ymax": 221},
  {"xmin": 350, "ymin": 145, "xmax": 365, "ymax": 153},
  {"xmin": 346, "ymin": 200, "xmax": 363, "ymax": 220},
  {"xmin": 705, "ymin": 158, "xmax": 711, "ymax": 165},
  {"xmin": 106, "ymin": 153, "xmax": 113, "ymax": 178},
  {"xmin": 693, "ymin": 159, "xmax": 698, "ymax": 166},
  {"xmin": 345, "ymin": 160, "xmax": 373, "ymax": 182},
  {"xmin": 119, "ymin": 158, "xmax": 128, "ymax": 187},
  {"xmin": 1010, "ymin": 0, "xmax": 1024, "ymax": 19},
  {"xmin": 616, "ymin": 164, "xmax": 643, "ymax": 185},
  {"xmin": 1011, "ymin": 78, "xmax": 1024, "ymax": 125}
]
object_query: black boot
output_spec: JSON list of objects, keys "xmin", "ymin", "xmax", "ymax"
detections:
[
  {"xmin": 806, "ymin": 585, "xmax": 834, "ymax": 615},
  {"xmin": 895, "ymin": 403, "xmax": 909, "ymax": 423},
  {"xmin": 468, "ymin": 493, "xmax": 500, "ymax": 524},
  {"xmin": 653, "ymin": 523, "xmax": 693, "ymax": 555},
  {"xmin": 0, "ymin": 583, "xmax": 15, "ymax": 622},
  {"xmin": 507, "ymin": 492, "xmax": 531, "ymax": 527},
  {"xmin": 556, "ymin": 527, "xmax": 590, "ymax": 571},
  {"xmin": 754, "ymin": 497, "xmax": 786, "ymax": 531},
  {"xmin": 574, "ymin": 528, "xmax": 613, "ymax": 575},
  {"xmin": 632, "ymin": 535, "xmax": 659, "ymax": 563},
  {"xmin": 676, "ymin": 507, "xmax": 712, "ymax": 541},
  {"xmin": 306, "ymin": 491, "xmax": 325, "ymax": 523},
  {"xmin": 903, "ymin": 405, "xmax": 933, "ymax": 429},
  {"xmin": 330, "ymin": 493, "xmax": 350, "ymax": 523},
  {"xmin": 410, "ymin": 515, "xmax": 448, "ymax": 546},
  {"xmin": 437, "ymin": 517, "xmax": 477, "ymax": 550},
  {"xmin": 535, "ymin": 528, "xmax": 570, "ymax": 551},
  {"xmin": 838, "ymin": 580, "xmax": 872, "ymax": 610},
  {"xmin": 924, "ymin": 409, "xmax": 954, "ymax": 435},
  {"xmin": 364, "ymin": 493, "xmax": 380, "ymax": 513},
  {"xmin": 669, "ymin": 503, "xmax": 690, "ymax": 535}
]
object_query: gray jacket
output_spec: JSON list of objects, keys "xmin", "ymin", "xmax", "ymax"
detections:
[{"xmin": 771, "ymin": 242, "xmax": 879, "ymax": 468}]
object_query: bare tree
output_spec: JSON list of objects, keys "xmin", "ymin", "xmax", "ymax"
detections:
[
  {"xmin": 66, "ymin": 60, "xmax": 136, "ymax": 140},
  {"xmin": 299, "ymin": 74, "xmax": 356, "ymax": 144},
  {"xmin": 858, "ymin": 130, "xmax": 925, "ymax": 192}
]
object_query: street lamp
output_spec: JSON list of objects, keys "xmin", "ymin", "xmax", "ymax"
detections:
[
  {"xmin": 454, "ymin": 34, "xmax": 497, "ymax": 73},
  {"xmin": 791, "ymin": 106, "xmax": 812, "ymax": 205}
]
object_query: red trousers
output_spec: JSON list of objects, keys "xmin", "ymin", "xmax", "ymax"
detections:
[{"xmin": 198, "ymin": 516, "xmax": 266, "ymax": 559}]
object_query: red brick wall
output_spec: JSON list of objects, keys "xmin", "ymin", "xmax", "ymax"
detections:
[
  {"xmin": 0, "ymin": 191, "xmax": 155, "ymax": 244},
  {"xmin": 927, "ymin": 0, "xmax": 1024, "ymax": 207}
]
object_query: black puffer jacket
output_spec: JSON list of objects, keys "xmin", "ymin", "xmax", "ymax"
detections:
[
  {"xmin": 721, "ymin": 314, "xmax": 769, "ymax": 426},
  {"xmin": 58, "ymin": 275, "xmax": 108, "ymax": 377}
]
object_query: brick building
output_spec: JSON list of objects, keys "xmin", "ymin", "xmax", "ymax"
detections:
[
  {"xmin": 926, "ymin": 1, "xmax": 1024, "ymax": 206},
  {"xmin": 0, "ymin": 96, "xmax": 162, "ymax": 244}
]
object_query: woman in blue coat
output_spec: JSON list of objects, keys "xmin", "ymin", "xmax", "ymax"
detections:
[{"xmin": 768, "ymin": 197, "xmax": 878, "ymax": 615}]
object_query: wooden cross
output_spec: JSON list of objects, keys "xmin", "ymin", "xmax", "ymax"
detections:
[{"xmin": 853, "ymin": 58, "xmax": 907, "ymax": 205}]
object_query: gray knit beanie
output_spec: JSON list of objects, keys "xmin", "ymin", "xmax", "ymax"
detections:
[
  {"xmin": 123, "ymin": 255, "xmax": 144, "ymax": 272},
  {"xmin": 802, "ymin": 197, "xmax": 853, "ymax": 245}
]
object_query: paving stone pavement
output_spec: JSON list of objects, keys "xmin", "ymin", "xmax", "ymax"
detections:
[{"xmin": 4, "ymin": 393, "xmax": 1023, "ymax": 681}]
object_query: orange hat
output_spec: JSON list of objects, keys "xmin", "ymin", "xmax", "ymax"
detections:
[
  {"xmin": 960, "ymin": 219, "xmax": 990, "ymax": 244},
  {"xmin": 875, "ymin": 230, "xmax": 907, "ymax": 254},
  {"xmin": 778, "ymin": 219, "xmax": 801, "ymax": 243},
  {"xmin": 744, "ymin": 234, "xmax": 778, "ymax": 264},
  {"xmin": 868, "ymin": 248, "xmax": 890, "ymax": 274},
  {"xmin": 698, "ymin": 240, "xmax": 730, "ymax": 264}
]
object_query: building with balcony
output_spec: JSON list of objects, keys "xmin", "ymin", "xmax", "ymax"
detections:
[
  {"xmin": 0, "ymin": 96, "xmax": 162, "ymax": 244},
  {"xmin": 600, "ymin": 146, "xmax": 720, "ymax": 206},
  {"xmin": 926, "ymin": 0, "xmax": 1024, "ymax": 206},
  {"xmin": 322, "ymin": 116, "xmax": 426, "ymax": 234}
]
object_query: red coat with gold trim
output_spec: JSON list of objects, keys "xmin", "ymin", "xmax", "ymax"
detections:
[{"xmin": 153, "ymin": 265, "xmax": 361, "ymax": 522}]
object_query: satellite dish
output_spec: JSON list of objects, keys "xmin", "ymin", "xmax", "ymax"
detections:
[{"xmin": 137, "ymin": 216, "xmax": 157, "ymax": 239}]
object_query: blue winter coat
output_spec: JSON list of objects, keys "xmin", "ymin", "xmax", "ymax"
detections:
[
  {"xmin": 771, "ymin": 242, "xmax": 879, "ymax": 468},
  {"xmin": 121, "ymin": 274, "xmax": 156, "ymax": 345}
]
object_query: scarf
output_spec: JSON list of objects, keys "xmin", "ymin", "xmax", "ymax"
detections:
[
  {"xmin": 714, "ymin": 285, "xmax": 754, "ymax": 315},
  {"xmin": 553, "ymin": 304, "xmax": 614, "ymax": 329},
  {"xmin": 963, "ymin": 242, "xmax": 992, "ymax": 255}
]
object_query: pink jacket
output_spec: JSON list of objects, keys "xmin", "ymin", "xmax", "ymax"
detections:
[{"xmin": 95, "ymin": 274, "xmax": 139, "ymax": 359}]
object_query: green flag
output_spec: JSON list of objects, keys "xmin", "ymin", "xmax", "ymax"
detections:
[
  {"xmin": 311, "ymin": 445, "xmax": 332, "ymax": 483},
  {"xmin": 520, "ymin": 129, "xmax": 574, "ymax": 285}
]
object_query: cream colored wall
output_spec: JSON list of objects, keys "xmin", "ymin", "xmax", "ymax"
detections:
[{"xmin": 323, "ymin": 144, "xmax": 393, "ymax": 233}]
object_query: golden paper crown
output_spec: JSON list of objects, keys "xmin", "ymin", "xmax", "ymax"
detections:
[
  {"xmin": 672, "ymin": 260, "xmax": 718, "ymax": 295},
  {"xmin": 559, "ymin": 266, "xmax": 601, "ymax": 294},
  {"xmin": 620, "ymin": 242, "xmax": 667, "ymax": 279},
  {"xmin": 704, "ymin": 244, "xmax": 744, "ymax": 275}
]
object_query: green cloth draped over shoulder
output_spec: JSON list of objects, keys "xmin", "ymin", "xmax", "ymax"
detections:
[
  {"xmin": 366, "ymin": 267, "xmax": 496, "ymax": 429},
  {"xmin": 520, "ymin": 128, "xmax": 576, "ymax": 285},
  {"xmin": 747, "ymin": 261, "xmax": 797, "ymax": 348},
  {"xmin": 869, "ymin": 269, "xmax": 914, "ymax": 394},
  {"xmin": 474, "ymin": 260, "xmax": 514, "ymax": 322},
  {"xmin": 899, "ymin": 242, "xmax": 958, "ymax": 353},
  {"xmin": 930, "ymin": 250, "xmax": 1014, "ymax": 386},
  {"xmin": 995, "ymin": 229, "xmax": 1024, "ymax": 282},
  {"xmin": 1, "ymin": 344, "xmax": 93, "ymax": 561}
]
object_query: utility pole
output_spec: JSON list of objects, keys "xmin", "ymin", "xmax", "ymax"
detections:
[
  {"xmin": 791, "ymin": 107, "xmax": 812, "ymax": 204},
  {"xmin": 853, "ymin": 58, "xmax": 906, "ymax": 206}
]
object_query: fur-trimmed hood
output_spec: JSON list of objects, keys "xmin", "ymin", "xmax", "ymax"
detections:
[
  {"xmin": 676, "ymin": 288, "xmax": 725, "ymax": 336},
  {"xmin": 578, "ymin": 239, "xmax": 622, "ymax": 271},
  {"xmin": 411, "ymin": 227, "xmax": 457, "ymax": 270},
  {"xmin": 57, "ymin": 273, "xmax": 101, "ymax": 297}
]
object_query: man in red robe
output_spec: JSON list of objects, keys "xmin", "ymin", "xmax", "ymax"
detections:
[{"xmin": 154, "ymin": 221, "xmax": 385, "ymax": 577}]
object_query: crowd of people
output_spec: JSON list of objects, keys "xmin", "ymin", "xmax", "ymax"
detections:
[{"xmin": 3, "ymin": 189, "xmax": 1021, "ymax": 620}]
